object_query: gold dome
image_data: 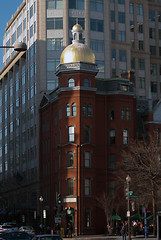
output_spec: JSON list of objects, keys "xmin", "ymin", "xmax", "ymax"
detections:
[
  {"xmin": 72, "ymin": 24, "xmax": 83, "ymax": 32},
  {"xmin": 60, "ymin": 43, "xmax": 95, "ymax": 64}
]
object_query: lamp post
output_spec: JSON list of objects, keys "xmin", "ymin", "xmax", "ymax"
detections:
[
  {"xmin": 0, "ymin": 42, "xmax": 27, "ymax": 51},
  {"xmin": 126, "ymin": 175, "xmax": 131, "ymax": 240},
  {"xmin": 39, "ymin": 196, "xmax": 43, "ymax": 233}
]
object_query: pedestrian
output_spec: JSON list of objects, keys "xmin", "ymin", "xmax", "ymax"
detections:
[{"xmin": 121, "ymin": 222, "xmax": 127, "ymax": 240}]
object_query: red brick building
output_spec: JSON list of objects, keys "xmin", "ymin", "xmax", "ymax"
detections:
[{"xmin": 39, "ymin": 24, "xmax": 161, "ymax": 235}]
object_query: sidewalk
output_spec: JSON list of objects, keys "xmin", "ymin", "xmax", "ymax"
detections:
[{"xmin": 62, "ymin": 235, "xmax": 157, "ymax": 240}]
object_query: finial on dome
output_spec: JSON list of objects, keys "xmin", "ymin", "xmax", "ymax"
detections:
[{"xmin": 72, "ymin": 23, "xmax": 83, "ymax": 44}]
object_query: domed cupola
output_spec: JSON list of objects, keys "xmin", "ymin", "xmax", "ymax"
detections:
[{"xmin": 60, "ymin": 24, "xmax": 95, "ymax": 64}]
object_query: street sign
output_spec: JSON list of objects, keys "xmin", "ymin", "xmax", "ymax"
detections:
[
  {"xmin": 127, "ymin": 211, "xmax": 130, "ymax": 217},
  {"xmin": 131, "ymin": 195, "xmax": 139, "ymax": 199},
  {"xmin": 55, "ymin": 217, "xmax": 61, "ymax": 224}
]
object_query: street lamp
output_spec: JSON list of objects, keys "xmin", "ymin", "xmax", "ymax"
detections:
[
  {"xmin": 0, "ymin": 42, "xmax": 27, "ymax": 51},
  {"xmin": 39, "ymin": 196, "xmax": 43, "ymax": 233},
  {"xmin": 126, "ymin": 175, "xmax": 131, "ymax": 240}
]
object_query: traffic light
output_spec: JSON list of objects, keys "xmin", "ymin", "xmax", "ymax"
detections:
[
  {"xmin": 58, "ymin": 193, "xmax": 61, "ymax": 204},
  {"xmin": 125, "ymin": 186, "xmax": 129, "ymax": 199},
  {"xmin": 129, "ymin": 190, "xmax": 133, "ymax": 196}
]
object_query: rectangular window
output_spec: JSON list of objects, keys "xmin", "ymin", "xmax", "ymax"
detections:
[
  {"xmin": 119, "ymin": 50, "xmax": 126, "ymax": 62},
  {"xmin": 139, "ymin": 77, "xmax": 145, "ymax": 89},
  {"xmin": 129, "ymin": 3, "xmax": 134, "ymax": 14},
  {"xmin": 90, "ymin": 39, "xmax": 104, "ymax": 52},
  {"xmin": 88, "ymin": 104, "xmax": 93, "ymax": 117},
  {"xmin": 69, "ymin": 0, "xmax": 84, "ymax": 10},
  {"xmin": 118, "ymin": 12, "xmax": 125, "ymax": 24},
  {"xmin": 150, "ymin": 46, "xmax": 156, "ymax": 56},
  {"xmin": 150, "ymin": 63, "xmax": 157, "ymax": 75},
  {"xmin": 111, "ymin": 29, "xmax": 115, "ymax": 40},
  {"xmin": 47, "ymin": 18, "xmax": 63, "ymax": 29},
  {"xmin": 126, "ymin": 108, "xmax": 131, "ymax": 120},
  {"xmin": 121, "ymin": 107, "xmax": 125, "ymax": 120},
  {"xmin": 47, "ymin": 59, "xmax": 60, "ymax": 71},
  {"xmin": 109, "ymin": 154, "xmax": 116, "ymax": 170},
  {"xmin": 149, "ymin": 28, "xmax": 156, "ymax": 39},
  {"xmin": 137, "ymin": 4, "xmax": 143, "ymax": 16},
  {"xmin": 159, "ymin": 30, "xmax": 161, "ymax": 40},
  {"xmin": 139, "ymin": 40, "xmax": 144, "ymax": 51},
  {"xmin": 138, "ymin": 59, "xmax": 145, "ymax": 70},
  {"xmin": 149, "ymin": 10, "xmax": 155, "ymax": 21},
  {"xmin": 118, "ymin": 31, "xmax": 126, "ymax": 42},
  {"xmin": 90, "ymin": 0, "xmax": 103, "ymax": 12},
  {"xmin": 17, "ymin": 23, "xmax": 22, "ymax": 38},
  {"xmin": 151, "ymin": 82, "xmax": 157, "ymax": 93},
  {"xmin": 123, "ymin": 129, "xmax": 129, "ymax": 145},
  {"xmin": 90, "ymin": 19, "xmax": 104, "ymax": 32},
  {"xmin": 47, "ymin": 38, "xmax": 63, "ymax": 51},
  {"xmin": 131, "ymin": 58, "xmax": 135, "ymax": 69},
  {"xmin": 111, "ymin": 11, "xmax": 115, "ymax": 22},
  {"xmin": 30, "ymin": 5, "xmax": 33, "ymax": 18},
  {"xmin": 118, "ymin": 0, "xmax": 125, "ymax": 4},
  {"xmin": 85, "ymin": 179, "xmax": 91, "ymax": 196},
  {"xmin": 85, "ymin": 209, "xmax": 91, "ymax": 228},
  {"xmin": 46, "ymin": 0, "xmax": 63, "ymax": 9},
  {"xmin": 67, "ymin": 178, "xmax": 74, "ymax": 195},
  {"xmin": 68, "ymin": 126, "xmax": 74, "ymax": 142},
  {"xmin": 85, "ymin": 152, "xmax": 91, "ymax": 168},
  {"xmin": 84, "ymin": 126, "xmax": 90, "ymax": 143},
  {"xmin": 138, "ymin": 23, "xmax": 143, "ymax": 33},
  {"xmin": 30, "ymin": 24, "xmax": 33, "ymax": 38},
  {"xmin": 109, "ymin": 129, "xmax": 115, "ymax": 144}
]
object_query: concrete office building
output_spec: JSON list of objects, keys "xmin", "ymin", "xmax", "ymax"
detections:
[{"xmin": 0, "ymin": 0, "xmax": 161, "ymax": 224}]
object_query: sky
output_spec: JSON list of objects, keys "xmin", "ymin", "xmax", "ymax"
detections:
[{"xmin": 0, "ymin": 0, "xmax": 23, "ymax": 70}]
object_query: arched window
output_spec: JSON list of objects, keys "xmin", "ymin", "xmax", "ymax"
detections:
[
  {"xmin": 84, "ymin": 78, "xmax": 90, "ymax": 87},
  {"xmin": 67, "ymin": 151, "xmax": 74, "ymax": 167},
  {"xmin": 68, "ymin": 78, "xmax": 75, "ymax": 87},
  {"xmin": 66, "ymin": 103, "xmax": 70, "ymax": 117},
  {"xmin": 72, "ymin": 103, "xmax": 77, "ymax": 116}
]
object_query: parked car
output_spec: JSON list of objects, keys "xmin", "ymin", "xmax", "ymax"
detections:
[
  {"xmin": 0, "ymin": 231, "xmax": 7, "ymax": 238},
  {"xmin": 19, "ymin": 227, "xmax": 35, "ymax": 235},
  {"xmin": 0, "ymin": 225, "xmax": 16, "ymax": 232},
  {"xmin": 2, "ymin": 223, "xmax": 18, "ymax": 231},
  {"xmin": 32, "ymin": 234, "xmax": 62, "ymax": 240},
  {"xmin": 2, "ymin": 231, "xmax": 31, "ymax": 240}
]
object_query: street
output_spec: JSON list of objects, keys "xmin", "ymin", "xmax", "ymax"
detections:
[{"xmin": 62, "ymin": 235, "xmax": 157, "ymax": 240}]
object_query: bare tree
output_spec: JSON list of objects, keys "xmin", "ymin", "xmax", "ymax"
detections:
[
  {"xmin": 121, "ymin": 133, "xmax": 161, "ymax": 235},
  {"xmin": 95, "ymin": 192, "xmax": 123, "ymax": 234}
]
